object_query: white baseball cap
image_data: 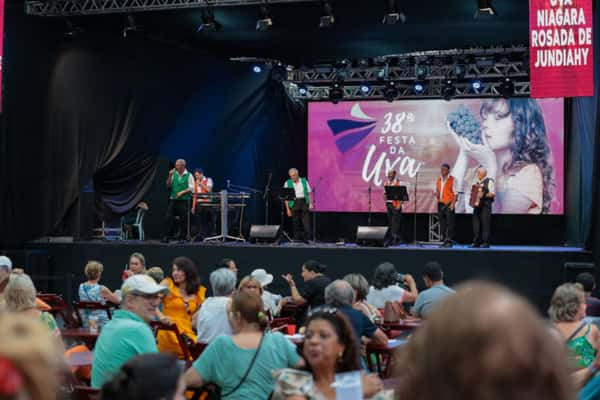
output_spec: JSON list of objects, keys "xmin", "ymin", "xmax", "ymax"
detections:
[
  {"xmin": 251, "ymin": 268, "xmax": 273, "ymax": 287},
  {"xmin": 0, "ymin": 256, "xmax": 12, "ymax": 271},
  {"xmin": 121, "ymin": 274, "xmax": 168, "ymax": 296}
]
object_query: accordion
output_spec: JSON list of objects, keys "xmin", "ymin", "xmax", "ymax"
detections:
[{"xmin": 469, "ymin": 184, "xmax": 483, "ymax": 208}]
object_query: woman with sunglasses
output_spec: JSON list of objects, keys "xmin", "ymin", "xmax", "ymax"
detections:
[
  {"xmin": 157, "ymin": 256, "xmax": 206, "ymax": 357},
  {"xmin": 272, "ymin": 307, "xmax": 392, "ymax": 399}
]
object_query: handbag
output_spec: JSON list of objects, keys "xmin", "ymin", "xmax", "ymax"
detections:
[{"xmin": 383, "ymin": 300, "xmax": 406, "ymax": 323}]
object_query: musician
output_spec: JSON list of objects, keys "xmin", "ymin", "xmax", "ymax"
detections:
[
  {"xmin": 284, "ymin": 168, "xmax": 313, "ymax": 243},
  {"xmin": 162, "ymin": 159, "xmax": 194, "ymax": 243},
  {"xmin": 435, "ymin": 163, "xmax": 456, "ymax": 248},
  {"xmin": 191, "ymin": 168, "xmax": 214, "ymax": 239},
  {"xmin": 471, "ymin": 166, "xmax": 495, "ymax": 248},
  {"xmin": 384, "ymin": 169, "xmax": 403, "ymax": 246}
]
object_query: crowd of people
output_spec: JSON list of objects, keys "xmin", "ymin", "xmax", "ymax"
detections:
[{"xmin": 1, "ymin": 253, "xmax": 600, "ymax": 399}]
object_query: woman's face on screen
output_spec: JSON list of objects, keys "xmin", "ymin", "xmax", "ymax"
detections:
[{"xmin": 481, "ymin": 100, "xmax": 515, "ymax": 152}]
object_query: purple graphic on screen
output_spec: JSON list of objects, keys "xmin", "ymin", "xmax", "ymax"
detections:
[{"xmin": 308, "ymin": 99, "xmax": 564, "ymax": 215}]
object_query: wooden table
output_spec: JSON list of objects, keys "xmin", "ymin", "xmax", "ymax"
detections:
[{"xmin": 61, "ymin": 328, "xmax": 99, "ymax": 349}]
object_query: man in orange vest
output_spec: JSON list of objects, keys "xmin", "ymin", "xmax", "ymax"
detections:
[
  {"xmin": 384, "ymin": 169, "xmax": 404, "ymax": 246},
  {"xmin": 191, "ymin": 168, "xmax": 214, "ymax": 239},
  {"xmin": 435, "ymin": 163, "xmax": 456, "ymax": 248}
]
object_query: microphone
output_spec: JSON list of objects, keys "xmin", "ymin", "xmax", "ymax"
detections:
[{"xmin": 227, "ymin": 179, "xmax": 230, "ymax": 190}]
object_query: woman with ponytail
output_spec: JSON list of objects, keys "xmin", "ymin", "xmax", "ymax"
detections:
[{"xmin": 185, "ymin": 291, "xmax": 304, "ymax": 399}]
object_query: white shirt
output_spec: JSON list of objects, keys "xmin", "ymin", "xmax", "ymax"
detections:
[
  {"xmin": 196, "ymin": 296, "xmax": 233, "ymax": 344},
  {"xmin": 472, "ymin": 176, "xmax": 495, "ymax": 194},
  {"xmin": 286, "ymin": 179, "xmax": 312, "ymax": 199},
  {"xmin": 262, "ymin": 290, "xmax": 281, "ymax": 316},
  {"xmin": 366, "ymin": 285, "xmax": 406, "ymax": 308},
  {"xmin": 196, "ymin": 176, "xmax": 214, "ymax": 192}
]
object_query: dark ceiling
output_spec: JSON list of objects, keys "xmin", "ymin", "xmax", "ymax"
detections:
[{"xmin": 27, "ymin": 0, "xmax": 530, "ymax": 65}]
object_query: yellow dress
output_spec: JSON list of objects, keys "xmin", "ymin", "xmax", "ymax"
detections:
[{"xmin": 157, "ymin": 279, "xmax": 206, "ymax": 358}]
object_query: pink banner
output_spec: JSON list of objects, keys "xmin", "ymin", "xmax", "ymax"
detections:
[
  {"xmin": 0, "ymin": 0, "xmax": 4, "ymax": 111},
  {"xmin": 308, "ymin": 99, "xmax": 564, "ymax": 215},
  {"xmin": 529, "ymin": 0, "xmax": 593, "ymax": 98}
]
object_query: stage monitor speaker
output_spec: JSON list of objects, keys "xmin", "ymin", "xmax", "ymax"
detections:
[
  {"xmin": 249, "ymin": 225, "xmax": 281, "ymax": 243},
  {"xmin": 356, "ymin": 226, "xmax": 388, "ymax": 247}
]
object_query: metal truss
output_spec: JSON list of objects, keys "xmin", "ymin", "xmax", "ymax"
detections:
[{"xmin": 25, "ymin": 0, "xmax": 321, "ymax": 17}]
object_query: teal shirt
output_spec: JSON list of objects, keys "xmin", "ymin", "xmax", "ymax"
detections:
[
  {"xmin": 91, "ymin": 309, "xmax": 158, "ymax": 388},
  {"xmin": 193, "ymin": 332, "xmax": 300, "ymax": 399}
]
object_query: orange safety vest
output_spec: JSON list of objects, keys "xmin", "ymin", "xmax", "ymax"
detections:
[
  {"xmin": 192, "ymin": 177, "xmax": 211, "ymax": 210},
  {"xmin": 385, "ymin": 180, "xmax": 402, "ymax": 210},
  {"xmin": 436, "ymin": 176, "xmax": 455, "ymax": 205}
]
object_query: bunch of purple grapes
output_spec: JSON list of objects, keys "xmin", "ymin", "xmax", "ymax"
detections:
[{"xmin": 447, "ymin": 105, "xmax": 482, "ymax": 144}]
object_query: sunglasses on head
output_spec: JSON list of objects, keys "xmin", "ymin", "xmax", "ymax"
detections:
[{"xmin": 307, "ymin": 306, "xmax": 337, "ymax": 318}]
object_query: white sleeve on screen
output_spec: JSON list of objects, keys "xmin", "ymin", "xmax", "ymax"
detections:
[
  {"xmin": 305, "ymin": 179, "xmax": 312, "ymax": 193},
  {"xmin": 503, "ymin": 165, "xmax": 544, "ymax": 214}
]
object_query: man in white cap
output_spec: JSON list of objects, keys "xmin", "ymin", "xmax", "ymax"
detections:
[
  {"xmin": 251, "ymin": 268, "xmax": 281, "ymax": 316},
  {"xmin": 91, "ymin": 275, "xmax": 168, "ymax": 388},
  {"xmin": 0, "ymin": 255, "xmax": 13, "ymax": 295}
]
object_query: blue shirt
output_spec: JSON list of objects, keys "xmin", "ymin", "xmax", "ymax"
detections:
[{"xmin": 412, "ymin": 284, "xmax": 455, "ymax": 318}]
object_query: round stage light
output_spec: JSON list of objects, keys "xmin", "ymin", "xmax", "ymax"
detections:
[
  {"xmin": 413, "ymin": 81, "xmax": 425, "ymax": 94},
  {"xmin": 298, "ymin": 85, "xmax": 308, "ymax": 95},
  {"xmin": 252, "ymin": 64, "xmax": 262, "ymax": 74},
  {"xmin": 471, "ymin": 79, "xmax": 483, "ymax": 93},
  {"xmin": 360, "ymin": 83, "xmax": 371, "ymax": 94}
]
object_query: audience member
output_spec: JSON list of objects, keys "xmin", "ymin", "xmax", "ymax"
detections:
[
  {"xmin": 252, "ymin": 268, "xmax": 282, "ymax": 317},
  {"xmin": 100, "ymin": 353, "xmax": 185, "ymax": 400},
  {"xmin": 220, "ymin": 258, "xmax": 238, "ymax": 277},
  {"xmin": 185, "ymin": 292, "xmax": 303, "ymax": 399},
  {"xmin": 576, "ymin": 272, "xmax": 600, "ymax": 317},
  {"xmin": 282, "ymin": 260, "xmax": 331, "ymax": 311},
  {"xmin": 324, "ymin": 280, "xmax": 388, "ymax": 347},
  {"xmin": 4, "ymin": 274, "xmax": 60, "ymax": 337},
  {"xmin": 0, "ymin": 313, "xmax": 66, "ymax": 400},
  {"xmin": 146, "ymin": 266, "xmax": 165, "ymax": 284},
  {"xmin": 411, "ymin": 261, "xmax": 455, "ymax": 319},
  {"xmin": 238, "ymin": 276, "xmax": 263, "ymax": 296},
  {"xmin": 344, "ymin": 273, "xmax": 382, "ymax": 323},
  {"xmin": 157, "ymin": 257, "xmax": 206, "ymax": 357},
  {"xmin": 0, "ymin": 255, "xmax": 12, "ymax": 296},
  {"xmin": 366, "ymin": 262, "xmax": 418, "ymax": 308},
  {"xmin": 273, "ymin": 307, "xmax": 390, "ymax": 399},
  {"xmin": 394, "ymin": 281, "xmax": 574, "ymax": 400},
  {"xmin": 123, "ymin": 252, "xmax": 147, "ymax": 280},
  {"xmin": 196, "ymin": 268, "xmax": 236, "ymax": 343},
  {"xmin": 549, "ymin": 283, "xmax": 600, "ymax": 369},
  {"xmin": 91, "ymin": 274, "xmax": 168, "ymax": 388},
  {"xmin": 78, "ymin": 260, "xmax": 121, "ymax": 328}
]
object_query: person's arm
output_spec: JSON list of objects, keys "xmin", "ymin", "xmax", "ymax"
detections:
[
  {"xmin": 100, "ymin": 286, "xmax": 121, "ymax": 305},
  {"xmin": 450, "ymin": 177, "xmax": 457, "ymax": 210},
  {"xmin": 370, "ymin": 328, "xmax": 389, "ymax": 346},
  {"xmin": 184, "ymin": 365, "xmax": 205, "ymax": 388},
  {"xmin": 282, "ymin": 274, "xmax": 308, "ymax": 306},
  {"xmin": 166, "ymin": 168, "xmax": 175, "ymax": 187},
  {"xmin": 486, "ymin": 179, "xmax": 495, "ymax": 199},
  {"xmin": 411, "ymin": 294, "xmax": 424, "ymax": 318},
  {"xmin": 401, "ymin": 274, "xmax": 418, "ymax": 303},
  {"xmin": 572, "ymin": 354, "xmax": 600, "ymax": 390},
  {"xmin": 307, "ymin": 181, "xmax": 314, "ymax": 210}
]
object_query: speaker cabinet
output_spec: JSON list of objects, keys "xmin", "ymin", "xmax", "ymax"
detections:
[
  {"xmin": 249, "ymin": 225, "xmax": 282, "ymax": 243},
  {"xmin": 356, "ymin": 226, "xmax": 388, "ymax": 247}
]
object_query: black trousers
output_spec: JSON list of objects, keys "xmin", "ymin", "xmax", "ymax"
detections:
[
  {"xmin": 165, "ymin": 199, "xmax": 190, "ymax": 240},
  {"xmin": 386, "ymin": 203, "xmax": 402, "ymax": 243},
  {"xmin": 192, "ymin": 205, "xmax": 216, "ymax": 239},
  {"xmin": 438, "ymin": 202, "xmax": 455, "ymax": 242},
  {"xmin": 473, "ymin": 202, "xmax": 492, "ymax": 244},
  {"xmin": 292, "ymin": 198, "xmax": 311, "ymax": 241}
]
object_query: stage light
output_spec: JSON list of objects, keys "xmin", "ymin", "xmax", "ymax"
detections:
[
  {"xmin": 357, "ymin": 58, "xmax": 370, "ymax": 69},
  {"xmin": 383, "ymin": 81, "xmax": 399, "ymax": 102},
  {"xmin": 252, "ymin": 64, "xmax": 263, "ymax": 74},
  {"xmin": 256, "ymin": 5, "xmax": 273, "ymax": 31},
  {"xmin": 123, "ymin": 14, "xmax": 141, "ymax": 38},
  {"xmin": 63, "ymin": 19, "xmax": 83, "ymax": 39},
  {"xmin": 382, "ymin": 0, "xmax": 406, "ymax": 24},
  {"xmin": 415, "ymin": 64, "xmax": 428, "ymax": 80},
  {"xmin": 499, "ymin": 77, "xmax": 514, "ymax": 98},
  {"xmin": 413, "ymin": 81, "xmax": 426, "ymax": 94},
  {"xmin": 320, "ymin": 1, "xmax": 335, "ymax": 28},
  {"xmin": 298, "ymin": 84, "xmax": 308, "ymax": 96},
  {"xmin": 198, "ymin": 4, "xmax": 221, "ymax": 32},
  {"xmin": 271, "ymin": 62, "xmax": 287, "ymax": 82},
  {"xmin": 329, "ymin": 81, "xmax": 344, "ymax": 104},
  {"xmin": 442, "ymin": 79, "xmax": 455, "ymax": 101},
  {"xmin": 470, "ymin": 79, "xmax": 483, "ymax": 93},
  {"xmin": 360, "ymin": 82, "xmax": 371, "ymax": 94},
  {"xmin": 475, "ymin": 0, "xmax": 496, "ymax": 17}
]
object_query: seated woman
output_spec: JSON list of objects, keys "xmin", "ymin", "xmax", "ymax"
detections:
[
  {"xmin": 185, "ymin": 291, "xmax": 303, "ymax": 399},
  {"xmin": 344, "ymin": 273, "xmax": 381, "ymax": 323},
  {"xmin": 78, "ymin": 260, "xmax": 121, "ymax": 328},
  {"xmin": 157, "ymin": 256, "xmax": 206, "ymax": 357},
  {"xmin": 252, "ymin": 268, "xmax": 282, "ymax": 317},
  {"xmin": 101, "ymin": 353, "xmax": 185, "ymax": 400},
  {"xmin": 4, "ymin": 274, "xmax": 61, "ymax": 337},
  {"xmin": 550, "ymin": 283, "xmax": 600, "ymax": 369},
  {"xmin": 196, "ymin": 268, "xmax": 236, "ymax": 344},
  {"xmin": 272, "ymin": 308, "xmax": 391, "ymax": 400},
  {"xmin": 366, "ymin": 262, "xmax": 417, "ymax": 309}
]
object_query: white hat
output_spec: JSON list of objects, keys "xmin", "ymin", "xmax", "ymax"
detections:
[
  {"xmin": 0, "ymin": 256, "xmax": 12, "ymax": 271},
  {"xmin": 251, "ymin": 268, "xmax": 273, "ymax": 287},
  {"xmin": 121, "ymin": 274, "xmax": 169, "ymax": 296}
]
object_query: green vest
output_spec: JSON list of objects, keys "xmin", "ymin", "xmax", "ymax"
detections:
[
  {"xmin": 170, "ymin": 171, "xmax": 191, "ymax": 200},
  {"xmin": 286, "ymin": 178, "xmax": 310, "ymax": 208}
]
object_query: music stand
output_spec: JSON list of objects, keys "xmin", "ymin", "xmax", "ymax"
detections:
[
  {"xmin": 270, "ymin": 187, "xmax": 295, "ymax": 243},
  {"xmin": 384, "ymin": 186, "xmax": 409, "ymax": 202}
]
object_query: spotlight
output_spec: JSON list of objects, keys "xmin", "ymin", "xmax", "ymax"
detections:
[
  {"xmin": 320, "ymin": 1, "xmax": 335, "ymax": 28},
  {"xmin": 198, "ymin": 4, "xmax": 221, "ymax": 32},
  {"xmin": 413, "ymin": 81, "xmax": 426, "ymax": 94},
  {"xmin": 470, "ymin": 79, "xmax": 483, "ymax": 93},
  {"xmin": 123, "ymin": 14, "xmax": 141, "ymax": 38},
  {"xmin": 383, "ymin": 81, "xmax": 399, "ymax": 102},
  {"xmin": 415, "ymin": 65, "xmax": 428, "ymax": 80},
  {"xmin": 357, "ymin": 58, "xmax": 370, "ymax": 69},
  {"xmin": 499, "ymin": 77, "xmax": 514, "ymax": 98},
  {"xmin": 298, "ymin": 84, "xmax": 308, "ymax": 96},
  {"xmin": 382, "ymin": 0, "xmax": 406, "ymax": 24},
  {"xmin": 359, "ymin": 82, "xmax": 371, "ymax": 94},
  {"xmin": 475, "ymin": 0, "xmax": 496, "ymax": 17},
  {"xmin": 252, "ymin": 64, "xmax": 263, "ymax": 74},
  {"xmin": 442, "ymin": 79, "xmax": 455, "ymax": 101},
  {"xmin": 329, "ymin": 81, "xmax": 344, "ymax": 104},
  {"xmin": 256, "ymin": 5, "xmax": 273, "ymax": 31}
]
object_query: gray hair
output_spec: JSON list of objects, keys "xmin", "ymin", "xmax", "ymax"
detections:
[
  {"xmin": 288, "ymin": 168, "xmax": 299, "ymax": 175},
  {"xmin": 176, "ymin": 159, "xmax": 186, "ymax": 166},
  {"xmin": 210, "ymin": 268, "xmax": 237, "ymax": 296},
  {"xmin": 130, "ymin": 252, "xmax": 146, "ymax": 266},
  {"xmin": 5, "ymin": 274, "xmax": 37, "ymax": 312},
  {"xmin": 548, "ymin": 283, "xmax": 584, "ymax": 322},
  {"xmin": 325, "ymin": 280, "xmax": 355, "ymax": 306},
  {"xmin": 344, "ymin": 273, "xmax": 370, "ymax": 302}
]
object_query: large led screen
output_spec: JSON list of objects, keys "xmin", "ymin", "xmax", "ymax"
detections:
[{"xmin": 308, "ymin": 99, "xmax": 564, "ymax": 214}]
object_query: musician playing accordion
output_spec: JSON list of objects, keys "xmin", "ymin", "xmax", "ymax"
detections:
[{"xmin": 469, "ymin": 166, "xmax": 495, "ymax": 248}]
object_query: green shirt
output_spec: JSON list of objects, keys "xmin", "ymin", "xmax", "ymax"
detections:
[
  {"xmin": 91, "ymin": 309, "xmax": 158, "ymax": 388},
  {"xmin": 193, "ymin": 332, "xmax": 300, "ymax": 400}
]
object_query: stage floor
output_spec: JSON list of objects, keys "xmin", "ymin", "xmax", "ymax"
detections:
[{"xmin": 19, "ymin": 238, "xmax": 593, "ymax": 312}]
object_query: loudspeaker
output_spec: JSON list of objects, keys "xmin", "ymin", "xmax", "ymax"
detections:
[
  {"xmin": 356, "ymin": 226, "xmax": 388, "ymax": 247},
  {"xmin": 249, "ymin": 225, "xmax": 281, "ymax": 243}
]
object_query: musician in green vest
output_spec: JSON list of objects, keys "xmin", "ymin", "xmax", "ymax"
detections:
[
  {"xmin": 284, "ymin": 168, "xmax": 313, "ymax": 243},
  {"xmin": 161, "ymin": 159, "xmax": 194, "ymax": 243}
]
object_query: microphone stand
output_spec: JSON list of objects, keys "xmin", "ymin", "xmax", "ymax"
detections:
[
  {"xmin": 263, "ymin": 173, "xmax": 272, "ymax": 225},
  {"xmin": 367, "ymin": 184, "xmax": 373, "ymax": 226},
  {"xmin": 311, "ymin": 177, "xmax": 323, "ymax": 243},
  {"xmin": 413, "ymin": 172, "xmax": 418, "ymax": 245}
]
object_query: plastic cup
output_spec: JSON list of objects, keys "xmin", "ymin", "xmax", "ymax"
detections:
[
  {"xmin": 287, "ymin": 324, "xmax": 297, "ymax": 335},
  {"xmin": 88, "ymin": 316, "xmax": 99, "ymax": 334}
]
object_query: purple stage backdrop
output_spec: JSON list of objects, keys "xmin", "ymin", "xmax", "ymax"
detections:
[{"xmin": 308, "ymin": 99, "xmax": 564, "ymax": 214}]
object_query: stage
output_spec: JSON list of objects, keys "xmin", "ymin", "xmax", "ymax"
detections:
[{"xmin": 17, "ymin": 239, "xmax": 594, "ymax": 313}]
